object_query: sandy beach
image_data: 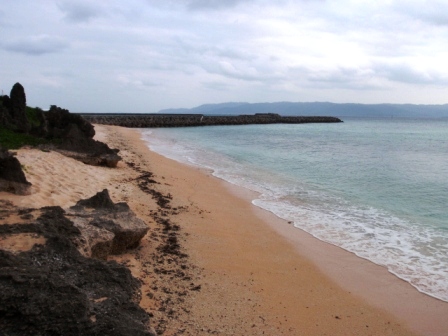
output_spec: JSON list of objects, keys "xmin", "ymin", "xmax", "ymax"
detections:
[{"xmin": 2, "ymin": 124, "xmax": 448, "ymax": 335}]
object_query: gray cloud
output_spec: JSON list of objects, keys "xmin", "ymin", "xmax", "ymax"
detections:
[
  {"xmin": 214, "ymin": 47, "xmax": 253, "ymax": 61},
  {"xmin": 1, "ymin": 0, "xmax": 448, "ymax": 112},
  {"xmin": 286, "ymin": 66, "xmax": 383, "ymax": 91},
  {"xmin": 145, "ymin": 0, "xmax": 260, "ymax": 11},
  {"xmin": 170, "ymin": 0, "xmax": 315, "ymax": 11},
  {"xmin": 186, "ymin": 0, "xmax": 252, "ymax": 11},
  {"xmin": 57, "ymin": 1, "xmax": 102, "ymax": 23},
  {"xmin": 307, "ymin": 68, "xmax": 361, "ymax": 84},
  {"xmin": 202, "ymin": 81, "xmax": 233, "ymax": 91},
  {"xmin": 375, "ymin": 63, "xmax": 448, "ymax": 85},
  {"xmin": 118, "ymin": 76, "xmax": 160, "ymax": 89},
  {"xmin": 394, "ymin": 1, "xmax": 448, "ymax": 26},
  {"xmin": 3, "ymin": 35, "xmax": 69, "ymax": 56},
  {"xmin": 0, "ymin": 10, "xmax": 5, "ymax": 26}
]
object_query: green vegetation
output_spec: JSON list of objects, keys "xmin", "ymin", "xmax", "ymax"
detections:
[
  {"xmin": 26, "ymin": 106, "xmax": 43, "ymax": 128},
  {"xmin": 1, "ymin": 83, "xmax": 74, "ymax": 150},
  {"xmin": 0, "ymin": 126, "xmax": 49, "ymax": 149},
  {"xmin": 1, "ymin": 105, "xmax": 48, "ymax": 149}
]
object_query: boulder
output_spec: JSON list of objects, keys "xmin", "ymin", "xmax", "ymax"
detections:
[
  {"xmin": 69, "ymin": 190, "xmax": 149, "ymax": 254},
  {"xmin": 0, "ymin": 148, "xmax": 32, "ymax": 195},
  {"xmin": 68, "ymin": 215, "xmax": 115, "ymax": 260}
]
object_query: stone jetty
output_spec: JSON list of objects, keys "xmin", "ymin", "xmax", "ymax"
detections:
[{"xmin": 79, "ymin": 113, "xmax": 342, "ymax": 128}]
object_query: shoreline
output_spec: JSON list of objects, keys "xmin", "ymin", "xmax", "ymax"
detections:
[
  {"xmin": 226, "ymin": 183, "xmax": 448, "ymax": 334},
  {"xmin": 139, "ymin": 127, "xmax": 448, "ymax": 335},
  {"xmin": 2, "ymin": 124, "xmax": 447, "ymax": 335},
  {"xmin": 144, "ymin": 122, "xmax": 448, "ymax": 307},
  {"xmin": 144, "ymin": 128, "xmax": 448, "ymax": 305}
]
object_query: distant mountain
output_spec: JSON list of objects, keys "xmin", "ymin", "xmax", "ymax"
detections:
[
  {"xmin": 158, "ymin": 102, "xmax": 249, "ymax": 115},
  {"xmin": 158, "ymin": 102, "xmax": 448, "ymax": 119}
]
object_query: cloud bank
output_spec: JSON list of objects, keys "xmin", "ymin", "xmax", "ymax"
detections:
[
  {"xmin": 3, "ymin": 35, "xmax": 69, "ymax": 56},
  {"xmin": 0, "ymin": 0, "xmax": 447, "ymax": 112}
]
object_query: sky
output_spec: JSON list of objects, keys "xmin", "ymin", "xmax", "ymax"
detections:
[{"xmin": 1, "ymin": 0, "xmax": 448, "ymax": 113}]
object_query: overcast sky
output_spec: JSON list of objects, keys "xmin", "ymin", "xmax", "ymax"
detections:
[{"xmin": 1, "ymin": 0, "xmax": 448, "ymax": 112}]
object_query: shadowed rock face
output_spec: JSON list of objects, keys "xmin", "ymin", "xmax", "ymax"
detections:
[
  {"xmin": 0, "ymin": 205, "xmax": 153, "ymax": 336},
  {"xmin": 75, "ymin": 188, "xmax": 117, "ymax": 209},
  {"xmin": 0, "ymin": 96, "xmax": 12, "ymax": 127},
  {"xmin": 9, "ymin": 83, "xmax": 29, "ymax": 133},
  {"xmin": 44, "ymin": 106, "xmax": 122, "ymax": 167},
  {"xmin": 69, "ymin": 189, "xmax": 149, "ymax": 255},
  {"xmin": 46, "ymin": 105, "xmax": 95, "ymax": 139},
  {"xmin": 0, "ymin": 148, "xmax": 32, "ymax": 195}
]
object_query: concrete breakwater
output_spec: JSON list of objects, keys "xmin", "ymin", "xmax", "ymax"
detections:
[{"xmin": 80, "ymin": 113, "xmax": 342, "ymax": 128}]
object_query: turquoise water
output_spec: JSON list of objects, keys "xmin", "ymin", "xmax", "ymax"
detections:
[{"xmin": 141, "ymin": 118, "xmax": 448, "ymax": 301}]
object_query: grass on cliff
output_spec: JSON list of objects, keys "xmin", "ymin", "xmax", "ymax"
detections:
[
  {"xmin": 0, "ymin": 107, "xmax": 51, "ymax": 150},
  {"xmin": 0, "ymin": 127, "xmax": 49, "ymax": 149},
  {"xmin": 26, "ymin": 106, "xmax": 43, "ymax": 128}
]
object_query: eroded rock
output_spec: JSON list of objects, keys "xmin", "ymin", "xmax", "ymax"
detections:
[
  {"xmin": 0, "ymin": 206, "xmax": 152, "ymax": 335},
  {"xmin": 69, "ymin": 215, "xmax": 115, "ymax": 260},
  {"xmin": 69, "ymin": 189, "xmax": 149, "ymax": 255},
  {"xmin": 44, "ymin": 106, "xmax": 122, "ymax": 168}
]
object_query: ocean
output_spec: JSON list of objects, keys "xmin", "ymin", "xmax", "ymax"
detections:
[{"xmin": 140, "ymin": 117, "xmax": 448, "ymax": 302}]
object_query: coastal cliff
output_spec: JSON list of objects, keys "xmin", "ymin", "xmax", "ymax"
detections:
[{"xmin": 80, "ymin": 113, "xmax": 342, "ymax": 128}]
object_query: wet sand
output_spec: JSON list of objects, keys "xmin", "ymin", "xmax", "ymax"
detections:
[{"xmin": 2, "ymin": 124, "xmax": 447, "ymax": 335}]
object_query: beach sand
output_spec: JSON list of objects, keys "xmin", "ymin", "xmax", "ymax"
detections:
[{"xmin": 1, "ymin": 124, "xmax": 448, "ymax": 335}]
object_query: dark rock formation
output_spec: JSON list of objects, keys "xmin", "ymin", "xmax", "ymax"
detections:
[
  {"xmin": 0, "ymin": 147, "xmax": 32, "ymax": 195},
  {"xmin": 0, "ymin": 205, "xmax": 153, "ymax": 335},
  {"xmin": 44, "ymin": 105, "xmax": 122, "ymax": 167},
  {"xmin": 69, "ymin": 189, "xmax": 149, "ymax": 255},
  {"xmin": 1, "ymin": 82, "xmax": 122, "ymax": 168},
  {"xmin": 0, "ymin": 95, "xmax": 12, "ymax": 127},
  {"xmin": 75, "ymin": 188, "xmax": 117, "ymax": 209},
  {"xmin": 81, "ymin": 113, "xmax": 343, "ymax": 128},
  {"xmin": 46, "ymin": 105, "xmax": 95, "ymax": 139},
  {"xmin": 9, "ymin": 83, "xmax": 29, "ymax": 133}
]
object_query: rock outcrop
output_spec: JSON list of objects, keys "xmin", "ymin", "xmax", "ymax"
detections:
[
  {"xmin": 82, "ymin": 113, "xmax": 343, "ymax": 128},
  {"xmin": 0, "ymin": 204, "xmax": 153, "ymax": 335},
  {"xmin": 68, "ymin": 189, "xmax": 149, "ymax": 256},
  {"xmin": 7, "ymin": 83, "xmax": 29, "ymax": 133},
  {"xmin": 0, "ymin": 148, "xmax": 32, "ymax": 195},
  {"xmin": 0, "ymin": 96, "xmax": 12, "ymax": 128},
  {"xmin": 44, "ymin": 105, "xmax": 122, "ymax": 167},
  {"xmin": 46, "ymin": 105, "xmax": 95, "ymax": 139},
  {"xmin": 1, "ymin": 82, "xmax": 122, "ymax": 168}
]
